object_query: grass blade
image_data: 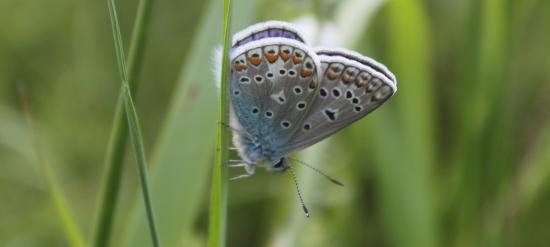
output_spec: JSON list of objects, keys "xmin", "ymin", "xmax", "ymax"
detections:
[
  {"xmin": 106, "ymin": 0, "xmax": 160, "ymax": 246},
  {"xmin": 121, "ymin": 1, "xmax": 256, "ymax": 246},
  {"xmin": 366, "ymin": 0, "xmax": 438, "ymax": 246},
  {"xmin": 91, "ymin": 0, "xmax": 154, "ymax": 245},
  {"xmin": 208, "ymin": 0, "xmax": 232, "ymax": 246},
  {"xmin": 19, "ymin": 85, "xmax": 86, "ymax": 247}
]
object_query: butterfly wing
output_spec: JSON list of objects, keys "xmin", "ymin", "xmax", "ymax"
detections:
[
  {"xmin": 230, "ymin": 22, "xmax": 321, "ymax": 161},
  {"xmin": 273, "ymin": 47, "xmax": 397, "ymax": 156}
]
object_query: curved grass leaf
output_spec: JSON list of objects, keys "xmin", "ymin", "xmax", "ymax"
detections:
[
  {"xmin": 106, "ymin": 0, "xmax": 161, "ymax": 245},
  {"xmin": 122, "ymin": 0, "xmax": 256, "ymax": 246},
  {"xmin": 92, "ymin": 0, "xmax": 154, "ymax": 245},
  {"xmin": 19, "ymin": 87, "xmax": 86, "ymax": 247}
]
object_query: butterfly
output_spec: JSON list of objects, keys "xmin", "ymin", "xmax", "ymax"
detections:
[{"xmin": 227, "ymin": 21, "xmax": 396, "ymax": 213}]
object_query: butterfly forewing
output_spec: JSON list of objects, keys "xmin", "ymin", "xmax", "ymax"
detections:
[
  {"xmin": 230, "ymin": 37, "xmax": 321, "ymax": 154},
  {"xmin": 273, "ymin": 48, "xmax": 397, "ymax": 156}
]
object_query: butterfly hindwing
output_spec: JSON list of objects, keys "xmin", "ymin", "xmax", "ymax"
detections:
[
  {"xmin": 274, "ymin": 48, "xmax": 397, "ymax": 156},
  {"xmin": 230, "ymin": 34, "xmax": 321, "ymax": 155}
]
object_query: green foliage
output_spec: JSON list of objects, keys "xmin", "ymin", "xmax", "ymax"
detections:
[{"xmin": 1, "ymin": 0, "xmax": 550, "ymax": 246}]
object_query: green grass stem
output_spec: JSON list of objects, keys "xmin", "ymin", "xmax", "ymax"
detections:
[
  {"xmin": 19, "ymin": 85, "xmax": 86, "ymax": 247},
  {"xmin": 208, "ymin": 0, "xmax": 232, "ymax": 246},
  {"xmin": 104, "ymin": 0, "xmax": 161, "ymax": 246},
  {"xmin": 91, "ymin": 0, "xmax": 154, "ymax": 245}
]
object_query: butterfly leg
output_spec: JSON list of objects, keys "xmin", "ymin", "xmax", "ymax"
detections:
[
  {"xmin": 226, "ymin": 159, "xmax": 245, "ymax": 166},
  {"xmin": 229, "ymin": 163, "xmax": 255, "ymax": 181},
  {"xmin": 217, "ymin": 121, "xmax": 257, "ymax": 142},
  {"xmin": 228, "ymin": 163, "xmax": 246, "ymax": 168}
]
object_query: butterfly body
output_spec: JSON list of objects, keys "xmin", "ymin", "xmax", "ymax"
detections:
[{"xmin": 228, "ymin": 21, "xmax": 397, "ymax": 178}]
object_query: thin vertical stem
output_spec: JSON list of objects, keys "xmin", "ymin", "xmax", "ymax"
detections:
[
  {"xmin": 104, "ymin": 0, "xmax": 161, "ymax": 246},
  {"xmin": 207, "ymin": 0, "xmax": 232, "ymax": 246},
  {"xmin": 91, "ymin": 0, "xmax": 154, "ymax": 245},
  {"xmin": 19, "ymin": 85, "xmax": 86, "ymax": 247}
]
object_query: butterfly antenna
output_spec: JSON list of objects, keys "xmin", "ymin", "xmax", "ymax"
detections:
[
  {"xmin": 288, "ymin": 166, "xmax": 310, "ymax": 218},
  {"xmin": 288, "ymin": 157, "xmax": 344, "ymax": 186}
]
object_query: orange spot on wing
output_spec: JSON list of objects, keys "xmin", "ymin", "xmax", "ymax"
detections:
[
  {"xmin": 300, "ymin": 68, "xmax": 313, "ymax": 77},
  {"xmin": 355, "ymin": 78, "xmax": 365, "ymax": 87},
  {"xmin": 327, "ymin": 71, "xmax": 338, "ymax": 80},
  {"xmin": 309, "ymin": 80, "xmax": 317, "ymax": 89},
  {"xmin": 266, "ymin": 54, "xmax": 278, "ymax": 63},
  {"xmin": 292, "ymin": 56, "xmax": 303, "ymax": 64},
  {"xmin": 249, "ymin": 57, "xmax": 262, "ymax": 66},
  {"xmin": 280, "ymin": 52, "xmax": 290, "ymax": 61},
  {"xmin": 234, "ymin": 63, "xmax": 247, "ymax": 72},
  {"xmin": 342, "ymin": 74, "xmax": 353, "ymax": 84}
]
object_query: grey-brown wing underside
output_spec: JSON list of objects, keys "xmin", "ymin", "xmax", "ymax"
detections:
[
  {"xmin": 230, "ymin": 38, "xmax": 321, "ymax": 152},
  {"xmin": 273, "ymin": 48, "xmax": 397, "ymax": 156}
]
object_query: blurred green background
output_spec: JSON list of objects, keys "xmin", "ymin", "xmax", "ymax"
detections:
[{"xmin": 2, "ymin": 0, "xmax": 550, "ymax": 246}]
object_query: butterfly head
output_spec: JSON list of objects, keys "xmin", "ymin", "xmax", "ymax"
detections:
[{"xmin": 267, "ymin": 157, "xmax": 290, "ymax": 173}]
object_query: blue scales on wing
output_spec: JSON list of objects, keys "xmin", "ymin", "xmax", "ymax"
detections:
[{"xmin": 229, "ymin": 27, "xmax": 321, "ymax": 162}]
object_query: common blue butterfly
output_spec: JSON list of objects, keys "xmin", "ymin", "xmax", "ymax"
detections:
[{"xmin": 227, "ymin": 21, "xmax": 397, "ymax": 214}]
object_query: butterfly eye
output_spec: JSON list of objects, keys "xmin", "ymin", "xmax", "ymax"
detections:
[{"xmin": 273, "ymin": 159, "xmax": 284, "ymax": 168}]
